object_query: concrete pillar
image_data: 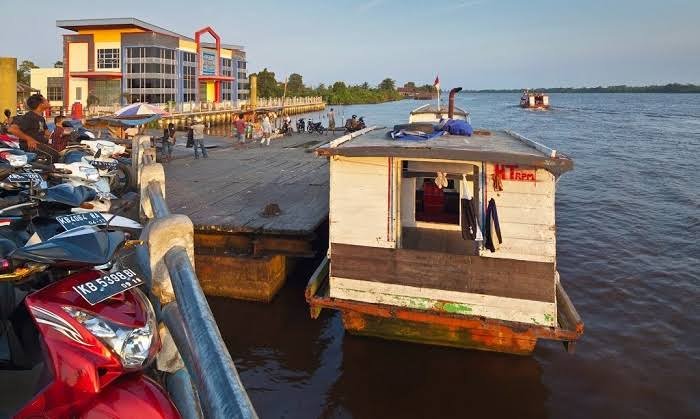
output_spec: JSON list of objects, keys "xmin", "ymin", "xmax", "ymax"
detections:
[
  {"xmin": 249, "ymin": 74, "xmax": 257, "ymax": 109},
  {"xmin": 0, "ymin": 57, "xmax": 17, "ymax": 116}
]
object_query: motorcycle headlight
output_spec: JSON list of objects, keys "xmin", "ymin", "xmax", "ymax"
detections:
[
  {"xmin": 79, "ymin": 166, "xmax": 100, "ymax": 182},
  {"xmin": 7, "ymin": 153, "xmax": 28, "ymax": 167},
  {"xmin": 64, "ymin": 289, "xmax": 157, "ymax": 369}
]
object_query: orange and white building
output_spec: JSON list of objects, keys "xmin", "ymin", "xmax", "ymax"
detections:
[{"xmin": 54, "ymin": 18, "xmax": 248, "ymax": 108}]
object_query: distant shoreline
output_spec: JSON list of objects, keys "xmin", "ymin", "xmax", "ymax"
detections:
[{"xmin": 459, "ymin": 83, "xmax": 700, "ymax": 94}]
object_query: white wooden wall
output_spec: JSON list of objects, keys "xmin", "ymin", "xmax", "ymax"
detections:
[
  {"xmin": 329, "ymin": 156, "xmax": 395, "ymax": 249},
  {"xmin": 481, "ymin": 164, "xmax": 556, "ymax": 263}
]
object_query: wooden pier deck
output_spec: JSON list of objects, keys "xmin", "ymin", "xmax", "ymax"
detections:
[
  {"xmin": 163, "ymin": 132, "xmax": 335, "ymax": 301},
  {"xmin": 165, "ymin": 133, "xmax": 332, "ymax": 238}
]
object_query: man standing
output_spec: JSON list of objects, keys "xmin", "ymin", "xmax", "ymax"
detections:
[
  {"xmin": 8, "ymin": 94, "xmax": 59, "ymax": 161},
  {"xmin": 234, "ymin": 115, "xmax": 246, "ymax": 144},
  {"xmin": 260, "ymin": 114, "xmax": 272, "ymax": 146},
  {"xmin": 191, "ymin": 118, "xmax": 207, "ymax": 159},
  {"xmin": 327, "ymin": 108, "xmax": 336, "ymax": 134}
]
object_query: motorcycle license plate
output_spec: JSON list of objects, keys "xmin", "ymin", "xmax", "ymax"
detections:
[
  {"xmin": 73, "ymin": 269, "xmax": 144, "ymax": 305},
  {"xmin": 56, "ymin": 212, "xmax": 107, "ymax": 231},
  {"xmin": 8, "ymin": 172, "xmax": 43, "ymax": 185},
  {"xmin": 91, "ymin": 160, "xmax": 118, "ymax": 171}
]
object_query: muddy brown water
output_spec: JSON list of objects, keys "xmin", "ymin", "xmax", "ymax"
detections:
[{"xmin": 208, "ymin": 94, "xmax": 699, "ymax": 419}]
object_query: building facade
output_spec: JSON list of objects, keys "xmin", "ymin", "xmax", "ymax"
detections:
[
  {"xmin": 56, "ymin": 18, "xmax": 249, "ymax": 109},
  {"xmin": 30, "ymin": 67, "xmax": 64, "ymax": 108}
]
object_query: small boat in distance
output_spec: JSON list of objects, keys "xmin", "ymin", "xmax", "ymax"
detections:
[{"xmin": 520, "ymin": 89, "xmax": 550, "ymax": 109}]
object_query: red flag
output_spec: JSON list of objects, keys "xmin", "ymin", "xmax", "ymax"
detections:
[{"xmin": 434, "ymin": 75, "xmax": 440, "ymax": 90}]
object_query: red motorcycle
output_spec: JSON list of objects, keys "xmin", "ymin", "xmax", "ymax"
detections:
[{"xmin": 0, "ymin": 226, "xmax": 180, "ymax": 418}]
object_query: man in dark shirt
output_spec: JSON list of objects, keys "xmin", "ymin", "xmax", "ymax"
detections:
[
  {"xmin": 8, "ymin": 94, "xmax": 50, "ymax": 150},
  {"xmin": 8, "ymin": 94, "xmax": 60, "ymax": 161}
]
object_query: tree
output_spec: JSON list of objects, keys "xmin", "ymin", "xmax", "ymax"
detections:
[
  {"xmin": 404, "ymin": 81, "xmax": 416, "ymax": 89},
  {"xmin": 252, "ymin": 68, "xmax": 281, "ymax": 98},
  {"xmin": 16, "ymin": 60, "xmax": 38, "ymax": 84},
  {"xmin": 360, "ymin": 82, "xmax": 370, "ymax": 90},
  {"xmin": 54, "ymin": 61, "xmax": 63, "ymax": 68},
  {"xmin": 378, "ymin": 78, "xmax": 396, "ymax": 91},
  {"xmin": 287, "ymin": 73, "xmax": 304, "ymax": 96}
]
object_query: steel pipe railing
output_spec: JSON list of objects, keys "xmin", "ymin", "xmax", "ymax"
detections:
[
  {"xmin": 163, "ymin": 250, "xmax": 257, "ymax": 419},
  {"xmin": 134, "ymin": 135, "xmax": 258, "ymax": 419}
]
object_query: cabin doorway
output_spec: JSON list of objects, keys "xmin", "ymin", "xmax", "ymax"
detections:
[{"xmin": 399, "ymin": 161, "xmax": 480, "ymax": 255}]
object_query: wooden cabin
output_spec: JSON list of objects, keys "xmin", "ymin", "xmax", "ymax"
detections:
[
  {"xmin": 409, "ymin": 104, "xmax": 470, "ymax": 123},
  {"xmin": 306, "ymin": 126, "xmax": 583, "ymax": 355}
]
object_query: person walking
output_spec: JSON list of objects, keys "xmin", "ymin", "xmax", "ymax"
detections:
[
  {"xmin": 327, "ymin": 108, "xmax": 336, "ymax": 135},
  {"xmin": 191, "ymin": 118, "xmax": 208, "ymax": 159},
  {"xmin": 234, "ymin": 115, "xmax": 246, "ymax": 144},
  {"xmin": 260, "ymin": 114, "xmax": 272, "ymax": 146},
  {"xmin": 161, "ymin": 122, "xmax": 176, "ymax": 163}
]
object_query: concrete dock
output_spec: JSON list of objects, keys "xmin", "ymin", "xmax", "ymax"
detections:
[{"xmin": 164, "ymin": 132, "xmax": 335, "ymax": 301}]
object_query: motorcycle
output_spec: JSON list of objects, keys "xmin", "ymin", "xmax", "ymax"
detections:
[
  {"xmin": 344, "ymin": 116, "xmax": 366, "ymax": 133},
  {"xmin": 279, "ymin": 120, "xmax": 293, "ymax": 136},
  {"xmin": 0, "ymin": 227, "xmax": 179, "ymax": 418},
  {"xmin": 306, "ymin": 119, "xmax": 325, "ymax": 135},
  {"xmin": 296, "ymin": 118, "xmax": 306, "ymax": 133},
  {"xmin": 62, "ymin": 139, "xmax": 134, "ymax": 197},
  {"xmin": 0, "ymin": 181, "xmax": 142, "ymax": 247}
]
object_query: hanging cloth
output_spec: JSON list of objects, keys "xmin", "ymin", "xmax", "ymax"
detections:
[
  {"xmin": 460, "ymin": 174, "xmax": 480, "ymax": 241},
  {"xmin": 434, "ymin": 171, "xmax": 448, "ymax": 189},
  {"xmin": 483, "ymin": 198, "xmax": 502, "ymax": 252}
]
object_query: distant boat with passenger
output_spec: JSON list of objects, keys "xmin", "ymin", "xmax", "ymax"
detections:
[{"xmin": 520, "ymin": 90, "xmax": 550, "ymax": 109}]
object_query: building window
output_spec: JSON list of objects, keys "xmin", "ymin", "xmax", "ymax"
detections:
[
  {"xmin": 47, "ymin": 86, "xmax": 62, "ymax": 102},
  {"xmin": 97, "ymin": 48, "xmax": 120, "ymax": 69}
]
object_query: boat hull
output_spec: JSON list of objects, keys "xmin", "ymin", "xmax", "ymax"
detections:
[{"xmin": 306, "ymin": 258, "xmax": 583, "ymax": 355}]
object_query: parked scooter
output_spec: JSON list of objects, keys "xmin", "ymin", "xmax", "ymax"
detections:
[
  {"xmin": 0, "ymin": 227, "xmax": 180, "ymax": 418},
  {"xmin": 306, "ymin": 119, "xmax": 325, "ymax": 135},
  {"xmin": 296, "ymin": 118, "xmax": 306, "ymax": 133}
]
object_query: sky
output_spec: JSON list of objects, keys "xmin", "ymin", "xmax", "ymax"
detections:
[{"xmin": 2, "ymin": 0, "xmax": 699, "ymax": 89}]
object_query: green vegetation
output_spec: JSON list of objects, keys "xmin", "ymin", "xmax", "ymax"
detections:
[
  {"xmin": 464, "ymin": 83, "xmax": 700, "ymax": 93},
  {"xmin": 16, "ymin": 60, "xmax": 38, "ymax": 84},
  {"xmin": 249, "ymin": 69, "xmax": 404, "ymax": 104}
]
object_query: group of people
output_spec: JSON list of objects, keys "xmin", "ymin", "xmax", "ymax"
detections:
[
  {"xmin": 1, "ymin": 93, "xmax": 68, "ymax": 161},
  {"xmin": 160, "ymin": 118, "xmax": 207, "ymax": 162}
]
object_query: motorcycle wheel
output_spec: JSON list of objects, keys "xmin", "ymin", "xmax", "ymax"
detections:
[{"xmin": 110, "ymin": 162, "xmax": 136, "ymax": 195}]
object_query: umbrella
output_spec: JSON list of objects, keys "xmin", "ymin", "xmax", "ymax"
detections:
[{"xmin": 113, "ymin": 103, "xmax": 170, "ymax": 119}]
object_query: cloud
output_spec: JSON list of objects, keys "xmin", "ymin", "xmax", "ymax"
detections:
[{"xmin": 357, "ymin": 0, "xmax": 384, "ymax": 13}]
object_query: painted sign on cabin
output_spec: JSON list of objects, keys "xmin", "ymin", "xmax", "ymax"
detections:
[{"xmin": 494, "ymin": 164, "xmax": 537, "ymax": 182}]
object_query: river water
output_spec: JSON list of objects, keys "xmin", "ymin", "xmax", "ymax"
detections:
[{"xmin": 207, "ymin": 94, "xmax": 700, "ymax": 419}]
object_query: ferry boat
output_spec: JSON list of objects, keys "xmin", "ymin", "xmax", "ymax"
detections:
[
  {"xmin": 520, "ymin": 90, "xmax": 550, "ymax": 109},
  {"xmin": 306, "ymin": 88, "xmax": 583, "ymax": 355}
]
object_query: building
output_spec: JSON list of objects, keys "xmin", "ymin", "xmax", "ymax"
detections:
[
  {"xmin": 30, "ymin": 67, "xmax": 64, "ymax": 108},
  {"xmin": 54, "ymin": 18, "xmax": 249, "ymax": 109}
]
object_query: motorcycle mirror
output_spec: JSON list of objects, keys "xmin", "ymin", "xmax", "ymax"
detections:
[{"xmin": 94, "ymin": 148, "xmax": 102, "ymax": 159}]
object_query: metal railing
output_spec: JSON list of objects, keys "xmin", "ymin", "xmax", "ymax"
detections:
[{"xmin": 133, "ymin": 135, "xmax": 257, "ymax": 419}]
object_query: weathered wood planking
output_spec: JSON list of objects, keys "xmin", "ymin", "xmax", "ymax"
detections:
[
  {"xmin": 164, "ymin": 134, "xmax": 330, "ymax": 236},
  {"xmin": 482, "ymin": 165, "xmax": 556, "ymax": 262},
  {"xmin": 330, "ymin": 243, "xmax": 556, "ymax": 302},
  {"xmin": 329, "ymin": 277, "xmax": 557, "ymax": 327},
  {"xmin": 329, "ymin": 156, "xmax": 393, "ymax": 248}
]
